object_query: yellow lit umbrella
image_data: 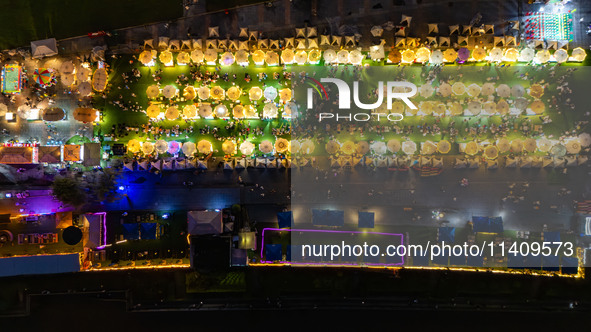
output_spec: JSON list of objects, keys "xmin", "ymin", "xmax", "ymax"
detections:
[
  {"xmin": 204, "ymin": 49, "xmax": 217, "ymax": 63},
  {"xmin": 265, "ymin": 51, "xmax": 279, "ymax": 65},
  {"xmin": 504, "ymin": 48, "xmax": 519, "ymax": 62},
  {"xmin": 279, "ymin": 88, "xmax": 292, "ymax": 103},
  {"xmin": 566, "ymin": 140, "xmax": 582, "ymax": 154},
  {"xmin": 336, "ymin": 50, "xmax": 349, "ymax": 64},
  {"xmin": 142, "ymin": 142, "xmax": 154, "ymax": 155},
  {"xmin": 535, "ymin": 49, "xmax": 551, "ymax": 63},
  {"xmin": 483, "ymin": 101, "xmax": 496, "ymax": 114},
  {"xmin": 437, "ymin": 140, "xmax": 451, "ymax": 154},
  {"xmin": 402, "ymin": 141, "xmax": 417, "ymax": 155},
  {"xmin": 210, "ymin": 86, "xmax": 225, "ymax": 100},
  {"xmin": 162, "ymin": 85, "xmax": 177, "ymax": 99},
  {"xmin": 232, "ymin": 105, "xmax": 245, "ymax": 118},
  {"xmin": 325, "ymin": 140, "xmax": 340, "ymax": 155},
  {"xmin": 197, "ymin": 140, "xmax": 212, "ymax": 154},
  {"xmin": 183, "ymin": 86, "xmax": 196, "ymax": 100},
  {"xmin": 263, "ymin": 103, "xmax": 278, "ymax": 118},
  {"xmin": 281, "ymin": 49, "xmax": 295, "ymax": 64},
  {"xmin": 496, "ymin": 84, "xmax": 510, "ymax": 98},
  {"xmin": 239, "ymin": 141, "xmax": 255, "ymax": 155},
  {"xmin": 571, "ymin": 47, "xmax": 587, "ymax": 62},
  {"xmin": 529, "ymin": 100, "xmax": 545, "ymax": 114},
  {"xmin": 356, "ymin": 141, "xmax": 370, "ymax": 155},
  {"xmin": 341, "ymin": 141, "xmax": 355, "ymax": 155},
  {"xmin": 155, "ymin": 140, "xmax": 168, "ymax": 154},
  {"xmin": 388, "ymin": 49, "xmax": 402, "ymax": 63},
  {"xmin": 235, "ymin": 50, "xmax": 249, "ymax": 65},
  {"xmin": 349, "ymin": 50, "xmax": 364, "ymax": 65},
  {"xmin": 391, "ymin": 101, "xmax": 405, "ymax": 115},
  {"xmin": 452, "ymin": 82, "xmax": 465, "ymax": 95},
  {"xmin": 227, "ymin": 86, "xmax": 241, "ymax": 101},
  {"xmin": 244, "ymin": 104, "xmax": 258, "ymax": 118},
  {"xmin": 146, "ymin": 104, "xmax": 161, "ymax": 118},
  {"xmin": 422, "ymin": 141, "xmax": 437, "ymax": 155},
  {"xmin": 214, "ymin": 104, "xmax": 228, "ymax": 117},
  {"xmin": 489, "ymin": 47, "xmax": 503, "ymax": 62},
  {"xmin": 401, "ymin": 49, "xmax": 415, "ymax": 63},
  {"xmin": 198, "ymin": 103, "xmax": 212, "ymax": 117},
  {"xmin": 472, "ymin": 48, "xmax": 486, "ymax": 61},
  {"xmin": 308, "ymin": 49, "xmax": 322, "ymax": 63},
  {"xmin": 496, "ymin": 100, "xmax": 510, "ymax": 115},
  {"xmin": 198, "ymin": 86, "xmax": 210, "ymax": 100},
  {"xmin": 497, "ymin": 138, "xmax": 510, "ymax": 153},
  {"xmin": 251, "ymin": 50, "xmax": 265, "ymax": 64},
  {"xmin": 220, "ymin": 52, "xmax": 235, "ymax": 66},
  {"xmin": 191, "ymin": 49, "xmax": 204, "ymax": 63},
  {"xmin": 524, "ymin": 138, "xmax": 537, "ymax": 152},
  {"xmin": 481, "ymin": 83, "xmax": 495, "ymax": 96},
  {"xmin": 529, "ymin": 84, "xmax": 544, "ymax": 99},
  {"xmin": 222, "ymin": 140, "xmax": 236, "ymax": 155},
  {"xmin": 139, "ymin": 51, "xmax": 153, "ymax": 65},
  {"xmin": 419, "ymin": 101, "xmax": 434, "ymax": 115},
  {"xmin": 177, "ymin": 51, "xmax": 190, "ymax": 64},
  {"xmin": 443, "ymin": 48, "xmax": 457, "ymax": 62},
  {"xmin": 275, "ymin": 138, "xmax": 290, "ymax": 154},
  {"xmin": 127, "ymin": 139, "xmax": 141, "ymax": 153},
  {"xmin": 484, "ymin": 145, "xmax": 499, "ymax": 159},
  {"xmin": 259, "ymin": 140, "xmax": 274, "ymax": 154},
  {"xmin": 438, "ymin": 83, "xmax": 452, "ymax": 97},
  {"xmin": 165, "ymin": 106, "xmax": 179, "ymax": 120},
  {"xmin": 511, "ymin": 139, "xmax": 523, "ymax": 153},
  {"xmin": 183, "ymin": 104, "xmax": 197, "ymax": 118},
  {"xmin": 449, "ymin": 102, "xmax": 463, "ymax": 116},
  {"xmin": 415, "ymin": 47, "xmax": 430, "ymax": 63},
  {"xmin": 387, "ymin": 139, "xmax": 401, "ymax": 153},
  {"xmin": 433, "ymin": 103, "xmax": 446, "ymax": 117},
  {"xmin": 419, "ymin": 84, "xmax": 434, "ymax": 97},
  {"xmin": 159, "ymin": 51, "xmax": 173, "ymax": 64},
  {"xmin": 182, "ymin": 142, "xmax": 196, "ymax": 156},
  {"xmin": 146, "ymin": 85, "xmax": 160, "ymax": 98},
  {"xmin": 465, "ymin": 141, "xmax": 479, "ymax": 155},
  {"xmin": 537, "ymin": 137, "xmax": 552, "ymax": 152},
  {"xmin": 249, "ymin": 87, "xmax": 263, "ymax": 101},
  {"xmin": 467, "ymin": 83, "xmax": 481, "ymax": 97}
]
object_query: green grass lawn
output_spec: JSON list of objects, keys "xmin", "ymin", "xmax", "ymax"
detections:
[{"xmin": 0, "ymin": 0, "xmax": 182, "ymax": 49}]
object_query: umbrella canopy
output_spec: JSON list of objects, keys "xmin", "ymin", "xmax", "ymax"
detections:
[
  {"xmin": 467, "ymin": 101, "xmax": 481, "ymax": 115},
  {"xmin": 300, "ymin": 139, "xmax": 315, "ymax": 155},
  {"xmin": 146, "ymin": 85, "xmax": 160, "ymax": 98},
  {"xmin": 419, "ymin": 84, "xmax": 434, "ymax": 97},
  {"xmin": 127, "ymin": 139, "xmax": 141, "ymax": 153},
  {"xmin": 204, "ymin": 49, "xmax": 217, "ymax": 63},
  {"xmin": 191, "ymin": 49, "xmax": 204, "ymax": 63},
  {"xmin": 371, "ymin": 25, "xmax": 384, "ymax": 37},
  {"xmin": 550, "ymin": 144, "xmax": 567, "ymax": 157},
  {"xmin": 177, "ymin": 52, "xmax": 190, "ymax": 64},
  {"xmin": 421, "ymin": 141, "xmax": 437, "ymax": 155},
  {"xmin": 232, "ymin": 105, "xmax": 245, "ymax": 118},
  {"xmin": 341, "ymin": 141, "xmax": 356, "ymax": 155},
  {"xmin": 60, "ymin": 61, "xmax": 75, "ymax": 74},
  {"xmin": 42, "ymin": 107, "xmax": 65, "ymax": 121},
  {"xmin": 281, "ymin": 49, "xmax": 295, "ymax": 64},
  {"xmin": 496, "ymin": 100, "xmax": 510, "ymax": 115},
  {"xmin": 457, "ymin": 48, "xmax": 470, "ymax": 61},
  {"xmin": 183, "ymin": 86, "xmax": 196, "ymax": 100},
  {"xmin": 401, "ymin": 49, "xmax": 415, "ymax": 63},
  {"xmin": 514, "ymin": 97, "xmax": 529, "ymax": 111},
  {"xmin": 165, "ymin": 106, "xmax": 179, "ymax": 120},
  {"xmin": 220, "ymin": 52, "xmax": 235, "ymax": 66},
  {"xmin": 496, "ymin": 84, "xmax": 510, "ymax": 98},
  {"xmin": 566, "ymin": 140, "xmax": 582, "ymax": 154},
  {"xmin": 554, "ymin": 49, "xmax": 568, "ymax": 63},
  {"xmin": 265, "ymin": 51, "xmax": 279, "ymax": 65},
  {"xmin": 402, "ymin": 141, "xmax": 417, "ymax": 155},
  {"xmin": 452, "ymin": 82, "xmax": 465, "ymax": 95},
  {"xmin": 227, "ymin": 86, "xmax": 241, "ymax": 101},
  {"xmin": 578, "ymin": 133, "xmax": 591, "ymax": 147},
  {"xmin": 182, "ymin": 142, "xmax": 196, "ymax": 156},
  {"xmin": 142, "ymin": 142, "xmax": 154, "ymax": 155},
  {"xmin": 430, "ymin": 50, "xmax": 443, "ymax": 64},
  {"xmin": 504, "ymin": 48, "xmax": 519, "ymax": 61},
  {"xmin": 249, "ymin": 86, "xmax": 263, "ymax": 101},
  {"xmin": 391, "ymin": 101, "xmax": 405, "ymax": 114},
  {"xmin": 529, "ymin": 84, "xmax": 544, "ymax": 99},
  {"xmin": 146, "ymin": 104, "xmax": 161, "ymax": 118},
  {"xmin": 511, "ymin": 84, "xmax": 525, "ymax": 98},
  {"xmin": 467, "ymin": 83, "xmax": 481, "ymax": 97},
  {"xmin": 481, "ymin": 83, "xmax": 495, "ymax": 96},
  {"xmin": 235, "ymin": 50, "xmax": 249, "ymax": 65},
  {"xmin": 489, "ymin": 47, "xmax": 503, "ymax": 62},
  {"xmin": 433, "ymin": 103, "xmax": 446, "ymax": 117},
  {"xmin": 537, "ymin": 137, "xmax": 552, "ymax": 152},
  {"xmin": 356, "ymin": 141, "xmax": 370, "ymax": 155},
  {"xmin": 162, "ymin": 85, "xmax": 177, "ymax": 99},
  {"xmin": 263, "ymin": 103, "xmax": 278, "ymax": 118},
  {"xmin": 222, "ymin": 140, "xmax": 236, "ymax": 155},
  {"xmin": 275, "ymin": 138, "xmax": 290, "ymax": 154},
  {"xmin": 77, "ymin": 82, "xmax": 92, "ymax": 96},
  {"xmin": 198, "ymin": 103, "xmax": 213, "ymax": 117},
  {"xmin": 387, "ymin": 139, "xmax": 401, "ymax": 153},
  {"xmin": 76, "ymin": 67, "xmax": 91, "ymax": 82},
  {"xmin": 443, "ymin": 48, "xmax": 457, "ymax": 62},
  {"xmin": 337, "ymin": 50, "xmax": 349, "ymax": 64},
  {"xmin": 239, "ymin": 141, "xmax": 255, "ymax": 155},
  {"xmin": 388, "ymin": 49, "xmax": 402, "ymax": 63},
  {"xmin": 465, "ymin": 142, "xmax": 479, "ymax": 155},
  {"xmin": 483, "ymin": 101, "xmax": 496, "ymax": 114},
  {"xmin": 323, "ymin": 49, "xmax": 337, "ymax": 63},
  {"xmin": 449, "ymin": 102, "xmax": 463, "ymax": 116},
  {"xmin": 279, "ymin": 88, "xmax": 292, "ymax": 103},
  {"xmin": 168, "ymin": 141, "xmax": 181, "ymax": 154},
  {"xmin": 419, "ymin": 101, "xmax": 434, "ymax": 115},
  {"xmin": 535, "ymin": 49, "xmax": 550, "ymax": 63},
  {"xmin": 183, "ymin": 104, "xmax": 197, "ymax": 118},
  {"xmin": 17, "ymin": 105, "xmax": 31, "ymax": 119},
  {"xmin": 524, "ymin": 138, "xmax": 537, "ymax": 152},
  {"xmin": 371, "ymin": 141, "xmax": 387, "ymax": 155},
  {"xmin": 214, "ymin": 104, "xmax": 228, "ymax": 117},
  {"xmin": 159, "ymin": 51, "xmax": 173, "ymax": 64},
  {"xmin": 529, "ymin": 100, "xmax": 545, "ymax": 114},
  {"xmin": 572, "ymin": 47, "xmax": 587, "ymax": 62},
  {"xmin": 438, "ymin": 83, "xmax": 452, "ymax": 97},
  {"xmin": 292, "ymin": 50, "xmax": 306, "ymax": 65},
  {"xmin": 472, "ymin": 48, "xmax": 486, "ymax": 61},
  {"xmin": 210, "ymin": 86, "xmax": 225, "ymax": 100},
  {"xmin": 155, "ymin": 140, "xmax": 168, "ymax": 154},
  {"xmin": 437, "ymin": 140, "xmax": 451, "ymax": 154},
  {"xmin": 497, "ymin": 138, "xmax": 511, "ymax": 153},
  {"xmin": 415, "ymin": 47, "xmax": 430, "ymax": 63},
  {"xmin": 61, "ymin": 73, "xmax": 75, "ymax": 86},
  {"xmin": 197, "ymin": 140, "xmax": 213, "ymax": 154},
  {"xmin": 520, "ymin": 48, "xmax": 535, "ymax": 62},
  {"xmin": 259, "ymin": 140, "xmax": 274, "ymax": 154},
  {"xmin": 264, "ymin": 86, "xmax": 278, "ymax": 100},
  {"xmin": 511, "ymin": 139, "xmax": 523, "ymax": 153},
  {"xmin": 244, "ymin": 105, "xmax": 258, "ymax": 118},
  {"xmin": 197, "ymin": 86, "xmax": 210, "ymax": 100},
  {"xmin": 251, "ymin": 50, "xmax": 265, "ymax": 64},
  {"xmin": 484, "ymin": 145, "xmax": 499, "ymax": 159}
]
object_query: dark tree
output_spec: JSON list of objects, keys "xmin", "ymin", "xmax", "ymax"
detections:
[{"xmin": 52, "ymin": 177, "xmax": 87, "ymax": 207}]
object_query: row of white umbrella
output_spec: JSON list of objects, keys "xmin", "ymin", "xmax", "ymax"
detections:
[
  {"xmin": 127, "ymin": 138, "xmax": 290, "ymax": 156},
  {"xmin": 147, "ymin": 84, "xmax": 291, "ymax": 103},
  {"xmin": 419, "ymin": 82, "xmax": 543, "ymax": 99},
  {"xmin": 144, "ymin": 101, "xmax": 291, "ymax": 120}
]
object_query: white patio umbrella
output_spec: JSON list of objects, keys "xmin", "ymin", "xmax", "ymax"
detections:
[
  {"xmin": 467, "ymin": 83, "xmax": 481, "ymax": 97},
  {"xmin": 155, "ymin": 140, "xmax": 168, "ymax": 154},
  {"xmin": 496, "ymin": 84, "xmax": 510, "ymax": 98},
  {"xmin": 323, "ymin": 49, "xmax": 337, "ymax": 63},
  {"xmin": 419, "ymin": 84, "xmax": 434, "ymax": 97},
  {"xmin": 535, "ymin": 49, "xmax": 551, "ymax": 63},
  {"xmin": 402, "ymin": 141, "xmax": 417, "ymax": 155},
  {"xmin": 467, "ymin": 101, "xmax": 481, "ymax": 115},
  {"xmin": 191, "ymin": 49, "xmax": 204, "ymax": 63},
  {"xmin": 204, "ymin": 49, "xmax": 217, "ymax": 63},
  {"xmin": 265, "ymin": 51, "xmax": 279, "ymax": 65},
  {"xmin": 578, "ymin": 133, "xmax": 591, "ymax": 147},
  {"xmin": 571, "ymin": 47, "xmax": 587, "ymax": 62},
  {"xmin": 414, "ymin": 47, "xmax": 430, "ymax": 63},
  {"xmin": 227, "ymin": 86, "xmax": 241, "ymax": 101},
  {"xmin": 182, "ymin": 142, "xmax": 196, "ymax": 156},
  {"xmin": 249, "ymin": 86, "xmax": 263, "ymax": 101},
  {"xmin": 214, "ymin": 104, "xmax": 228, "ymax": 117},
  {"xmin": 198, "ymin": 103, "xmax": 212, "ymax": 117},
  {"xmin": 520, "ymin": 48, "xmax": 535, "ymax": 62},
  {"xmin": 537, "ymin": 137, "xmax": 552, "ymax": 152},
  {"xmin": 337, "ymin": 50, "xmax": 349, "ymax": 64},
  {"xmin": 489, "ymin": 47, "xmax": 503, "ymax": 62},
  {"xmin": 387, "ymin": 139, "xmax": 401, "ymax": 153},
  {"xmin": 220, "ymin": 52, "xmax": 235, "ymax": 66},
  {"xmin": 452, "ymin": 82, "xmax": 465, "ymax": 95},
  {"xmin": 481, "ymin": 83, "xmax": 495, "ymax": 96},
  {"xmin": 566, "ymin": 140, "xmax": 582, "ymax": 154},
  {"xmin": 325, "ymin": 140, "xmax": 340, "ymax": 154},
  {"xmin": 162, "ymin": 85, "xmax": 177, "ymax": 99},
  {"xmin": 264, "ymin": 86, "xmax": 278, "ymax": 100},
  {"xmin": 76, "ymin": 67, "xmax": 91, "ymax": 82},
  {"xmin": 429, "ymin": 50, "xmax": 443, "ymax": 64},
  {"xmin": 235, "ymin": 50, "xmax": 249, "ymax": 65},
  {"xmin": 198, "ymin": 86, "xmax": 210, "ymax": 100},
  {"xmin": 438, "ymin": 83, "xmax": 452, "ymax": 97},
  {"xmin": 259, "ymin": 140, "xmax": 274, "ymax": 154},
  {"xmin": 263, "ymin": 103, "xmax": 278, "ymax": 118},
  {"xmin": 295, "ymin": 50, "xmax": 308, "ymax": 64},
  {"xmin": 511, "ymin": 85, "xmax": 525, "ymax": 98},
  {"xmin": 239, "ymin": 141, "xmax": 255, "ymax": 155},
  {"xmin": 183, "ymin": 104, "xmax": 197, "ymax": 118},
  {"xmin": 554, "ymin": 49, "xmax": 568, "ymax": 63}
]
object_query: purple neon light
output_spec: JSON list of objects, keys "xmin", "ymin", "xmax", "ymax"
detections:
[
  {"xmin": 259, "ymin": 228, "xmax": 405, "ymax": 266},
  {"xmin": 94, "ymin": 212, "xmax": 107, "ymax": 250}
]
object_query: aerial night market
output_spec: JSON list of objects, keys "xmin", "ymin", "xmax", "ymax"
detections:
[{"xmin": 1, "ymin": 0, "xmax": 591, "ymax": 329}]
